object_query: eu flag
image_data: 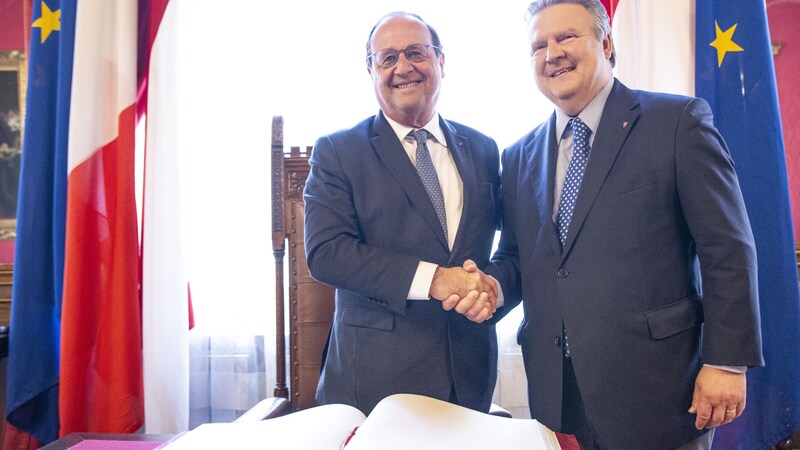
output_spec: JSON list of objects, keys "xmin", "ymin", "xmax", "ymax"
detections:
[
  {"xmin": 696, "ymin": 1, "xmax": 800, "ymax": 448},
  {"xmin": 4, "ymin": 0, "xmax": 76, "ymax": 446}
]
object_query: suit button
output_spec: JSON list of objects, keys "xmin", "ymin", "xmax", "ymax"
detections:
[
  {"xmin": 557, "ymin": 269, "xmax": 568, "ymax": 278},
  {"xmin": 554, "ymin": 336, "xmax": 561, "ymax": 347}
]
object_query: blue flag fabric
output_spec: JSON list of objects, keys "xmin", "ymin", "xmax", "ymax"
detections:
[
  {"xmin": 696, "ymin": 2, "xmax": 800, "ymax": 449},
  {"xmin": 5, "ymin": 0, "xmax": 76, "ymax": 445}
]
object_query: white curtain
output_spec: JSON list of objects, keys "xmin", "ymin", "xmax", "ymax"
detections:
[
  {"xmin": 176, "ymin": 0, "xmax": 555, "ymax": 424},
  {"xmin": 188, "ymin": 334, "xmax": 271, "ymax": 427}
]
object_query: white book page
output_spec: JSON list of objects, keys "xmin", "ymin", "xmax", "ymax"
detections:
[
  {"xmin": 346, "ymin": 394, "xmax": 561, "ymax": 450},
  {"xmin": 163, "ymin": 403, "xmax": 365, "ymax": 450}
]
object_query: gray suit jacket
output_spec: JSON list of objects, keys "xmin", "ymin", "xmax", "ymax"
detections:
[
  {"xmin": 304, "ymin": 112, "xmax": 500, "ymax": 415},
  {"xmin": 488, "ymin": 80, "xmax": 763, "ymax": 449}
]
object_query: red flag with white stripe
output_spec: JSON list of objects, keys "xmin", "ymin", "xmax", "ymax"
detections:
[{"xmin": 58, "ymin": 0, "xmax": 143, "ymax": 436}]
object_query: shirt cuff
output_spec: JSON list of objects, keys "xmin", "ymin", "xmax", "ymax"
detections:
[
  {"xmin": 703, "ymin": 364, "xmax": 747, "ymax": 374},
  {"xmin": 489, "ymin": 275, "xmax": 505, "ymax": 308},
  {"xmin": 408, "ymin": 261, "xmax": 438, "ymax": 300}
]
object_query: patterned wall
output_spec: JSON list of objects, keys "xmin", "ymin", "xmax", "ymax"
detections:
[
  {"xmin": 767, "ymin": 0, "xmax": 800, "ymax": 242},
  {"xmin": 0, "ymin": 0, "xmax": 24, "ymax": 51}
]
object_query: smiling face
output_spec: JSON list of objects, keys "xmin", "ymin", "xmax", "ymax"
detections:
[
  {"xmin": 527, "ymin": 3, "xmax": 613, "ymax": 115},
  {"xmin": 368, "ymin": 15, "xmax": 444, "ymax": 128}
]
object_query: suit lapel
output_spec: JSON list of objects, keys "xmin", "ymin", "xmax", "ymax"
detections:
[
  {"xmin": 369, "ymin": 113, "xmax": 449, "ymax": 251},
  {"xmin": 440, "ymin": 118, "xmax": 472, "ymax": 261},
  {"xmin": 561, "ymin": 81, "xmax": 640, "ymax": 256},
  {"xmin": 523, "ymin": 115, "xmax": 562, "ymax": 256}
]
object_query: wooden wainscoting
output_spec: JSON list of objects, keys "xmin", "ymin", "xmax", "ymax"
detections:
[
  {"xmin": 0, "ymin": 264, "xmax": 11, "ymax": 326},
  {"xmin": 796, "ymin": 243, "xmax": 799, "ymax": 279}
]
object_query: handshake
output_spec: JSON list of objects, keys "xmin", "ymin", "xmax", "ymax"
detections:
[{"xmin": 429, "ymin": 259, "xmax": 497, "ymax": 324}]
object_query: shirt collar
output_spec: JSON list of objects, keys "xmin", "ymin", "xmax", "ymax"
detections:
[
  {"xmin": 384, "ymin": 112, "xmax": 448, "ymax": 147},
  {"xmin": 555, "ymin": 77, "xmax": 615, "ymax": 143}
]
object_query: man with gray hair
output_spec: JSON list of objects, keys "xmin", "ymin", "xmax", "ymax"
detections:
[{"xmin": 485, "ymin": 0, "xmax": 763, "ymax": 448}]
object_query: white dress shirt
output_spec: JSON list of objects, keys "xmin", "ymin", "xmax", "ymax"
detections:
[
  {"xmin": 383, "ymin": 114, "xmax": 463, "ymax": 300},
  {"xmin": 552, "ymin": 78, "xmax": 614, "ymax": 219}
]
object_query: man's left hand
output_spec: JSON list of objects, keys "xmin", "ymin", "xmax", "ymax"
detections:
[{"xmin": 688, "ymin": 366, "xmax": 746, "ymax": 429}]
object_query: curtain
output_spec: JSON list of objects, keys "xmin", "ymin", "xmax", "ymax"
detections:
[{"xmin": 188, "ymin": 334, "xmax": 275, "ymax": 428}]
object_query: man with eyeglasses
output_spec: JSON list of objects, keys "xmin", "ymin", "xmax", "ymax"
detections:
[{"xmin": 304, "ymin": 11, "xmax": 501, "ymax": 415}]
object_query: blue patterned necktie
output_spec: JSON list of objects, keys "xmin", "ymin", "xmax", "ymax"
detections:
[
  {"xmin": 412, "ymin": 129, "xmax": 448, "ymax": 242},
  {"xmin": 555, "ymin": 117, "xmax": 592, "ymax": 248},
  {"xmin": 555, "ymin": 117, "xmax": 591, "ymax": 359}
]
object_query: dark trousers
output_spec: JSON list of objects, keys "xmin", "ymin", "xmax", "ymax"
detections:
[
  {"xmin": 562, "ymin": 357, "xmax": 604, "ymax": 450},
  {"xmin": 561, "ymin": 358, "xmax": 713, "ymax": 450}
]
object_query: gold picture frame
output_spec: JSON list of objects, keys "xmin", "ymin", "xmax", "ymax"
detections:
[{"xmin": 0, "ymin": 50, "xmax": 26, "ymax": 245}]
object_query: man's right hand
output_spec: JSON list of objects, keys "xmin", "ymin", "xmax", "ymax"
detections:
[{"xmin": 430, "ymin": 260, "xmax": 497, "ymax": 323}]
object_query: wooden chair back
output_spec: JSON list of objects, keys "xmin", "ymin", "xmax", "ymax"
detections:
[{"xmin": 271, "ymin": 116, "xmax": 335, "ymax": 412}]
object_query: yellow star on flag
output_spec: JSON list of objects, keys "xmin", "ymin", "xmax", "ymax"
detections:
[
  {"xmin": 32, "ymin": 1, "xmax": 61, "ymax": 44},
  {"xmin": 709, "ymin": 20, "xmax": 744, "ymax": 67}
]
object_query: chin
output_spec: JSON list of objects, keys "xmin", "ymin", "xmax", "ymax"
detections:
[
  {"xmin": 546, "ymin": 89, "xmax": 576, "ymax": 104},
  {"xmin": 540, "ymin": 80, "xmax": 571, "ymax": 98},
  {"xmin": 393, "ymin": 96, "xmax": 424, "ymax": 112}
]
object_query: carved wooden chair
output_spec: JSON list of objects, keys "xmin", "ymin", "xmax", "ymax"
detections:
[{"xmin": 235, "ymin": 116, "xmax": 334, "ymax": 421}]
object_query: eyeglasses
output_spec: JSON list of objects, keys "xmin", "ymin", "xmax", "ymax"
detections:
[{"xmin": 366, "ymin": 44, "xmax": 440, "ymax": 69}]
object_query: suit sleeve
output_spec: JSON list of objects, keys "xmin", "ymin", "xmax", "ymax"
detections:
[
  {"xmin": 675, "ymin": 98, "xmax": 763, "ymax": 367},
  {"xmin": 485, "ymin": 146, "xmax": 524, "ymax": 322},
  {"xmin": 303, "ymin": 136, "xmax": 421, "ymax": 315}
]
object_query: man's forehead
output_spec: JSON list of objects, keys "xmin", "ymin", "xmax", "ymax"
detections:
[
  {"xmin": 528, "ymin": 7, "xmax": 587, "ymax": 37},
  {"xmin": 373, "ymin": 18, "xmax": 428, "ymax": 39},
  {"xmin": 372, "ymin": 18, "xmax": 429, "ymax": 48},
  {"xmin": 528, "ymin": 21, "xmax": 580, "ymax": 38}
]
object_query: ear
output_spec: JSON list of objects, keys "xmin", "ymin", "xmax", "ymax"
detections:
[
  {"xmin": 603, "ymin": 34, "xmax": 613, "ymax": 60},
  {"xmin": 439, "ymin": 52, "xmax": 446, "ymax": 78}
]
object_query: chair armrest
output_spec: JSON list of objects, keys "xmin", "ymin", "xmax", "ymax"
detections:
[
  {"xmin": 233, "ymin": 397, "xmax": 292, "ymax": 422},
  {"xmin": 488, "ymin": 402, "xmax": 512, "ymax": 418}
]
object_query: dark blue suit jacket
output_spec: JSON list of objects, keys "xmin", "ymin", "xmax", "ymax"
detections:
[
  {"xmin": 304, "ymin": 112, "xmax": 501, "ymax": 415},
  {"xmin": 488, "ymin": 80, "xmax": 763, "ymax": 449}
]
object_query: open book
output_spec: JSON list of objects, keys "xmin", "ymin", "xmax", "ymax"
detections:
[{"xmin": 161, "ymin": 393, "xmax": 561, "ymax": 449}]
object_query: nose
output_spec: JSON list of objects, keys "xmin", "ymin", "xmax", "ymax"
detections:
[
  {"xmin": 393, "ymin": 53, "xmax": 415, "ymax": 73},
  {"xmin": 545, "ymin": 41, "xmax": 564, "ymax": 63}
]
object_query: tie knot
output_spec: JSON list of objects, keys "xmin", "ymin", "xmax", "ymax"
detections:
[
  {"xmin": 569, "ymin": 117, "xmax": 591, "ymax": 140},
  {"xmin": 568, "ymin": 117, "xmax": 591, "ymax": 157},
  {"xmin": 412, "ymin": 129, "xmax": 428, "ymax": 144}
]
